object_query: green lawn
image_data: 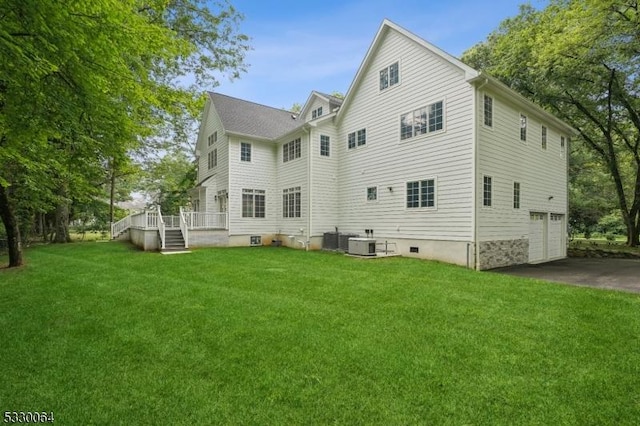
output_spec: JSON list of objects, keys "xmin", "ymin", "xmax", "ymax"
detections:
[{"xmin": 1, "ymin": 243, "xmax": 639, "ymax": 425}]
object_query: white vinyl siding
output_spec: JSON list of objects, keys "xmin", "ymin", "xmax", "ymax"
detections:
[{"xmin": 337, "ymin": 28, "xmax": 474, "ymax": 241}]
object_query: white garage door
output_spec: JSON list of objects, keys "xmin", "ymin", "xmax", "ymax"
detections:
[
  {"xmin": 548, "ymin": 213, "xmax": 565, "ymax": 259},
  {"xmin": 529, "ymin": 212, "xmax": 546, "ymax": 263}
]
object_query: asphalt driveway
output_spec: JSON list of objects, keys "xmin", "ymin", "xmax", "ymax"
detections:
[{"xmin": 493, "ymin": 258, "xmax": 640, "ymax": 293}]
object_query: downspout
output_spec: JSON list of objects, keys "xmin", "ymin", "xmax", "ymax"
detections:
[
  {"xmin": 306, "ymin": 126, "xmax": 312, "ymax": 251},
  {"xmin": 472, "ymin": 77, "xmax": 490, "ymax": 270}
]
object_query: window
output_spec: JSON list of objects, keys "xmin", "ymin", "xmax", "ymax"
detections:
[
  {"xmin": 242, "ymin": 189, "xmax": 265, "ymax": 218},
  {"xmin": 283, "ymin": 138, "xmax": 301, "ymax": 163},
  {"xmin": 379, "ymin": 61, "xmax": 399, "ymax": 90},
  {"xmin": 406, "ymin": 179, "xmax": 435, "ymax": 208},
  {"xmin": 513, "ymin": 182, "xmax": 521, "ymax": 209},
  {"xmin": 240, "ymin": 142, "xmax": 251, "ymax": 162},
  {"xmin": 348, "ymin": 128, "xmax": 366, "ymax": 149},
  {"xmin": 311, "ymin": 107, "xmax": 323, "ymax": 119},
  {"xmin": 561, "ymin": 136, "xmax": 566, "ymax": 158},
  {"xmin": 400, "ymin": 101, "xmax": 443, "ymax": 140},
  {"xmin": 283, "ymin": 187, "xmax": 301, "ymax": 218},
  {"xmin": 483, "ymin": 176, "xmax": 492, "ymax": 207},
  {"xmin": 320, "ymin": 135, "xmax": 330, "ymax": 157},
  {"xmin": 208, "ymin": 131, "xmax": 217, "ymax": 146},
  {"xmin": 542, "ymin": 126, "xmax": 547, "ymax": 150},
  {"xmin": 483, "ymin": 95, "xmax": 493, "ymax": 127},
  {"xmin": 520, "ymin": 114, "xmax": 527, "ymax": 141},
  {"xmin": 207, "ymin": 149, "xmax": 217, "ymax": 170},
  {"xmin": 367, "ymin": 187, "xmax": 377, "ymax": 201}
]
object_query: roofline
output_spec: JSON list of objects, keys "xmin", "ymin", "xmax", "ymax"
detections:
[
  {"xmin": 337, "ymin": 19, "xmax": 479, "ymax": 124},
  {"xmin": 469, "ymin": 73, "xmax": 577, "ymax": 134}
]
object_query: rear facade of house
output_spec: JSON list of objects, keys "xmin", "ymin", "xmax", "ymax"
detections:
[{"xmin": 186, "ymin": 20, "xmax": 572, "ymax": 270}]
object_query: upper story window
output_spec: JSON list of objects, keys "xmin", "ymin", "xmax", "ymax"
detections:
[
  {"xmin": 542, "ymin": 126, "xmax": 547, "ymax": 150},
  {"xmin": 311, "ymin": 107, "xmax": 323, "ymax": 119},
  {"xmin": 483, "ymin": 175, "xmax": 492, "ymax": 207},
  {"xmin": 483, "ymin": 95, "xmax": 493, "ymax": 127},
  {"xmin": 406, "ymin": 179, "xmax": 435, "ymax": 209},
  {"xmin": 561, "ymin": 136, "xmax": 566, "ymax": 158},
  {"xmin": 320, "ymin": 135, "xmax": 330, "ymax": 157},
  {"xmin": 367, "ymin": 186, "xmax": 377, "ymax": 202},
  {"xmin": 520, "ymin": 114, "xmax": 527, "ymax": 141},
  {"xmin": 207, "ymin": 149, "xmax": 217, "ymax": 170},
  {"xmin": 400, "ymin": 101, "xmax": 444, "ymax": 140},
  {"xmin": 348, "ymin": 128, "xmax": 366, "ymax": 149},
  {"xmin": 283, "ymin": 138, "xmax": 301, "ymax": 163},
  {"xmin": 513, "ymin": 182, "xmax": 521, "ymax": 209},
  {"xmin": 240, "ymin": 142, "xmax": 251, "ymax": 162},
  {"xmin": 379, "ymin": 61, "xmax": 399, "ymax": 91},
  {"xmin": 208, "ymin": 131, "xmax": 217, "ymax": 146}
]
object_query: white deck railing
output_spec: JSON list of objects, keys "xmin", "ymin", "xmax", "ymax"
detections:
[
  {"xmin": 157, "ymin": 206, "xmax": 166, "ymax": 250},
  {"xmin": 179, "ymin": 207, "xmax": 189, "ymax": 249},
  {"xmin": 182, "ymin": 211, "xmax": 227, "ymax": 229},
  {"xmin": 111, "ymin": 215, "xmax": 132, "ymax": 238}
]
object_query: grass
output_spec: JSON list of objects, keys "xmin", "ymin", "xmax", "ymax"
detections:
[{"xmin": 1, "ymin": 243, "xmax": 639, "ymax": 425}]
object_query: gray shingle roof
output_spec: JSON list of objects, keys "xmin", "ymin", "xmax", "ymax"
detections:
[
  {"xmin": 316, "ymin": 92, "xmax": 344, "ymax": 110},
  {"xmin": 209, "ymin": 92, "xmax": 301, "ymax": 140}
]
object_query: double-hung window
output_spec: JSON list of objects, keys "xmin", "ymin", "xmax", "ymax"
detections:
[
  {"xmin": 348, "ymin": 129, "xmax": 366, "ymax": 149},
  {"xmin": 207, "ymin": 149, "xmax": 217, "ymax": 170},
  {"xmin": 311, "ymin": 107, "xmax": 323, "ymax": 119},
  {"xmin": 283, "ymin": 138, "xmax": 301, "ymax": 163},
  {"xmin": 483, "ymin": 95, "xmax": 493, "ymax": 127},
  {"xmin": 520, "ymin": 114, "xmax": 527, "ymax": 141},
  {"xmin": 240, "ymin": 142, "xmax": 251, "ymax": 162},
  {"xmin": 283, "ymin": 187, "xmax": 301, "ymax": 218},
  {"xmin": 483, "ymin": 176, "xmax": 492, "ymax": 207},
  {"xmin": 320, "ymin": 135, "xmax": 330, "ymax": 157},
  {"xmin": 242, "ymin": 189, "xmax": 265, "ymax": 218},
  {"xmin": 513, "ymin": 182, "xmax": 521, "ymax": 209},
  {"xmin": 406, "ymin": 179, "xmax": 435, "ymax": 208}
]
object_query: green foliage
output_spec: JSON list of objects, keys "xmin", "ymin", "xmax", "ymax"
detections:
[
  {"xmin": 1, "ymin": 244, "xmax": 639, "ymax": 423},
  {"xmin": 597, "ymin": 212, "xmax": 627, "ymax": 236},
  {"xmin": 462, "ymin": 0, "xmax": 640, "ymax": 246},
  {"xmin": 140, "ymin": 151, "xmax": 196, "ymax": 215}
]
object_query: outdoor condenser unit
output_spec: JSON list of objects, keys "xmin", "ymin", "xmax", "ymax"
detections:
[{"xmin": 348, "ymin": 238, "xmax": 376, "ymax": 256}]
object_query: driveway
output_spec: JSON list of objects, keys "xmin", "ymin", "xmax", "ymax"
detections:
[{"xmin": 493, "ymin": 258, "xmax": 640, "ymax": 293}]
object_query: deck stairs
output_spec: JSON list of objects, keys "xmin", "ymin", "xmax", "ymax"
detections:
[{"xmin": 162, "ymin": 229, "xmax": 187, "ymax": 252}]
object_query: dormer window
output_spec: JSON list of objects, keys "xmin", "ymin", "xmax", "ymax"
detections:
[
  {"xmin": 380, "ymin": 61, "xmax": 399, "ymax": 91},
  {"xmin": 311, "ymin": 106, "xmax": 323, "ymax": 119}
]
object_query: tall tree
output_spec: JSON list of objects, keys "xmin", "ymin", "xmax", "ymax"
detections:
[
  {"xmin": 462, "ymin": 0, "xmax": 640, "ymax": 246},
  {"xmin": 0, "ymin": 0, "xmax": 249, "ymax": 266}
]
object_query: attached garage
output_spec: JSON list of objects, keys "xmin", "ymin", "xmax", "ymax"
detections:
[{"xmin": 528, "ymin": 212, "xmax": 566, "ymax": 263}]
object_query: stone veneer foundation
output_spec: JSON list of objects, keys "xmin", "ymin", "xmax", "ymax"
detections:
[{"xmin": 478, "ymin": 239, "xmax": 529, "ymax": 270}]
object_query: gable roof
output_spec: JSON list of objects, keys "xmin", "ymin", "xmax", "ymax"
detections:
[
  {"xmin": 299, "ymin": 90, "xmax": 344, "ymax": 120},
  {"xmin": 208, "ymin": 92, "xmax": 300, "ymax": 140}
]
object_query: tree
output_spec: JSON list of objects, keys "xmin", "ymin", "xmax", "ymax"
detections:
[
  {"xmin": 462, "ymin": 0, "xmax": 640, "ymax": 246},
  {"xmin": 139, "ymin": 151, "xmax": 196, "ymax": 215},
  {"xmin": 0, "ymin": 0, "xmax": 249, "ymax": 267}
]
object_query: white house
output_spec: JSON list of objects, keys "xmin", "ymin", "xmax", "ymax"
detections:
[{"xmin": 114, "ymin": 19, "xmax": 572, "ymax": 270}]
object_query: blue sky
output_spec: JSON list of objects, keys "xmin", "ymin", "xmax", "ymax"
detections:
[{"xmin": 214, "ymin": 0, "xmax": 547, "ymax": 110}]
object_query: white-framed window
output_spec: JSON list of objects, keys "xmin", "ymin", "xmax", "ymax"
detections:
[
  {"xmin": 283, "ymin": 187, "xmax": 301, "ymax": 218},
  {"xmin": 348, "ymin": 128, "xmax": 366, "ymax": 149},
  {"xmin": 483, "ymin": 94, "xmax": 493, "ymax": 127},
  {"xmin": 240, "ymin": 142, "xmax": 251, "ymax": 162},
  {"xmin": 513, "ymin": 182, "xmax": 521, "ymax": 209},
  {"xmin": 208, "ymin": 131, "xmax": 217, "ymax": 146},
  {"xmin": 242, "ymin": 189, "xmax": 265, "ymax": 218},
  {"xmin": 483, "ymin": 175, "xmax": 492, "ymax": 207},
  {"xmin": 406, "ymin": 179, "xmax": 436, "ymax": 209},
  {"xmin": 561, "ymin": 136, "xmax": 566, "ymax": 158},
  {"xmin": 379, "ymin": 61, "xmax": 399, "ymax": 91},
  {"xmin": 542, "ymin": 126, "xmax": 547, "ymax": 150},
  {"xmin": 207, "ymin": 149, "xmax": 217, "ymax": 170},
  {"xmin": 400, "ymin": 101, "xmax": 444, "ymax": 140},
  {"xmin": 283, "ymin": 138, "xmax": 301, "ymax": 163},
  {"xmin": 311, "ymin": 107, "xmax": 323, "ymax": 119},
  {"xmin": 320, "ymin": 135, "xmax": 330, "ymax": 157},
  {"xmin": 366, "ymin": 186, "xmax": 377, "ymax": 202},
  {"xmin": 520, "ymin": 114, "xmax": 527, "ymax": 141}
]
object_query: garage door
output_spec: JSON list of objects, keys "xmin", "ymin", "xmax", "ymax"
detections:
[
  {"xmin": 548, "ymin": 213, "xmax": 565, "ymax": 259},
  {"xmin": 529, "ymin": 212, "xmax": 546, "ymax": 263}
]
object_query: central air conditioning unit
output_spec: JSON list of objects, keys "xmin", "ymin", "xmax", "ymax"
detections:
[{"xmin": 348, "ymin": 238, "xmax": 377, "ymax": 256}]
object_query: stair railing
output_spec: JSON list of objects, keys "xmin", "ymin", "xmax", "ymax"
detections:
[
  {"xmin": 110, "ymin": 214, "xmax": 132, "ymax": 239},
  {"xmin": 179, "ymin": 206, "xmax": 189, "ymax": 249},
  {"xmin": 157, "ymin": 205, "xmax": 166, "ymax": 250}
]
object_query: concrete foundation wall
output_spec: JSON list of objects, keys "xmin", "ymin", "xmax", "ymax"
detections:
[
  {"xmin": 188, "ymin": 230, "xmax": 229, "ymax": 247},
  {"xmin": 478, "ymin": 239, "xmax": 528, "ymax": 270},
  {"xmin": 129, "ymin": 228, "xmax": 159, "ymax": 251}
]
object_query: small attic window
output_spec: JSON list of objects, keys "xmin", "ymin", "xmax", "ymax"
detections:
[
  {"xmin": 312, "ymin": 106, "xmax": 323, "ymax": 119},
  {"xmin": 380, "ymin": 61, "xmax": 399, "ymax": 91}
]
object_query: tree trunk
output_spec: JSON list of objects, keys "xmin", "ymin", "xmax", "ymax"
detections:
[
  {"xmin": 53, "ymin": 186, "xmax": 72, "ymax": 243},
  {"xmin": 109, "ymin": 163, "xmax": 116, "ymax": 225},
  {"xmin": 0, "ymin": 183, "xmax": 23, "ymax": 267}
]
